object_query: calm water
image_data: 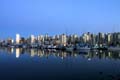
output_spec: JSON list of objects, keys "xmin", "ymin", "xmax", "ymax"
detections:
[{"xmin": 0, "ymin": 48, "xmax": 120, "ymax": 80}]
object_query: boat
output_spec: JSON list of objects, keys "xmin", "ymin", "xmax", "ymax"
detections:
[
  {"xmin": 74, "ymin": 45, "xmax": 91, "ymax": 52},
  {"xmin": 66, "ymin": 47, "xmax": 74, "ymax": 52}
]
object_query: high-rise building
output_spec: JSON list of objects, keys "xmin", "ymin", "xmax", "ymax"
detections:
[
  {"xmin": 115, "ymin": 33, "xmax": 120, "ymax": 46},
  {"xmin": 107, "ymin": 33, "xmax": 112, "ymax": 43},
  {"xmin": 20, "ymin": 37, "xmax": 26, "ymax": 44},
  {"xmin": 55, "ymin": 35, "xmax": 60, "ymax": 40},
  {"xmin": 16, "ymin": 34, "xmax": 20, "ymax": 44},
  {"xmin": 60, "ymin": 34, "xmax": 67, "ymax": 46},
  {"xmin": 91, "ymin": 34, "xmax": 97, "ymax": 45},
  {"xmin": 118, "ymin": 33, "xmax": 120, "ymax": 40},
  {"xmin": 97, "ymin": 32, "xmax": 105, "ymax": 45},
  {"xmin": 30, "ymin": 35, "xmax": 35, "ymax": 44},
  {"xmin": 37, "ymin": 35, "xmax": 44, "ymax": 43},
  {"xmin": 82, "ymin": 33, "xmax": 87, "ymax": 43},
  {"xmin": 82, "ymin": 32, "xmax": 91, "ymax": 43},
  {"xmin": 44, "ymin": 34, "xmax": 49, "ymax": 41}
]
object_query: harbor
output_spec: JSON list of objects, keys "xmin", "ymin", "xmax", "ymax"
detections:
[
  {"xmin": 1, "ymin": 43, "xmax": 120, "ymax": 53},
  {"xmin": 0, "ymin": 32, "xmax": 120, "ymax": 52}
]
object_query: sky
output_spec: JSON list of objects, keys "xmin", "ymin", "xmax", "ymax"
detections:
[{"xmin": 0, "ymin": 0, "xmax": 120, "ymax": 38}]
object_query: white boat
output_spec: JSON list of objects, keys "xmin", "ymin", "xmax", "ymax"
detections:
[
  {"xmin": 76, "ymin": 46, "xmax": 91, "ymax": 52},
  {"xmin": 76, "ymin": 46, "xmax": 91, "ymax": 50}
]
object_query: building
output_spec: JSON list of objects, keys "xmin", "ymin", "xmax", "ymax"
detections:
[
  {"xmin": 20, "ymin": 37, "xmax": 26, "ymax": 44},
  {"xmin": 72, "ymin": 34, "xmax": 78, "ymax": 42},
  {"xmin": 7, "ymin": 38, "xmax": 14, "ymax": 45},
  {"xmin": 82, "ymin": 32, "xmax": 91, "ymax": 44},
  {"xmin": 16, "ymin": 34, "xmax": 20, "ymax": 44},
  {"xmin": 30, "ymin": 35, "xmax": 35, "ymax": 44},
  {"xmin": 91, "ymin": 34, "xmax": 97, "ymax": 45},
  {"xmin": 107, "ymin": 33, "xmax": 112, "ymax": 45},
  {"xmin": 60, "ymin": 34, "xmax": 67, "ymax": 46},
  {"xmin": 37, "ymin": 35, "xmax": 44, "ymax": 43},
  {"xmin": 97, "ymin": 32, "xmax": 105, "ymax": 46},
  {"xmin": 44, "ymin": 34, "xmax": 49, "ymax": 41}
]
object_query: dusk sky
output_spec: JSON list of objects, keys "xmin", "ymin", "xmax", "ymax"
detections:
[{"xmin": 0, "ymin": 0, "xmax": 120, "ymax": 38}]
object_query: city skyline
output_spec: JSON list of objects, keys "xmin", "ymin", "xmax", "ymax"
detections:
[
  {"xmin": 0, "ymin": 0, "xmax": 120, "ymax": 38},
  {"xmin": 0, "ymin": 32, "xmax": 120, "ymax": 39},
  {"xmin": 0, "ymin": 32, "xmax": 120, "ymax": 47}
]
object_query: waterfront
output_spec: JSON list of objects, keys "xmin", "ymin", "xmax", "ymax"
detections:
[
  {"xmin": 1, "ymin": 32, "xmax": 120, "ymax": 52},
  {"xmin": 0, "ymin": 48, "xmax": 120, "ymax": 80}
]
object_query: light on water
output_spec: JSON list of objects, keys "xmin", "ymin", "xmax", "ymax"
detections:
[{"xmin": 0, "ymin": 48, "xmax": 120, "ymax": 80}]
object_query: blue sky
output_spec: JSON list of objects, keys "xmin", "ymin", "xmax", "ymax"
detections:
[{"xmin": 0, "ymin": 0, "xmax": 120, "ymax": 38}]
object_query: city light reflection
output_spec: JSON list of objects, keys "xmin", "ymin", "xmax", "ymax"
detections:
[
  {"xmin": 0, "ymin": 48, "xmax": 120, "ymax": 60},
  {"xmin": 16, "ymin": 48, "xmax": 20, "ymax": 58}
]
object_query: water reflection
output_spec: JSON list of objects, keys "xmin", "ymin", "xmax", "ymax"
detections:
[
  {"xmin": 16, "ymin": 48, "xmax": 20, "ymax": 58},
  {"xmin": 0, "ymin": 48, "xmax": 120, "ymax": 80},
  {"xmin": 0, "ymin": 48, "xmax": 120, "ymax": 60}
]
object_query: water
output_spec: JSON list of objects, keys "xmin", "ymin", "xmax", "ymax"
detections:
[{"xmin": 0, "ymin": 48, "xmax": 120, "ymax": 80}]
